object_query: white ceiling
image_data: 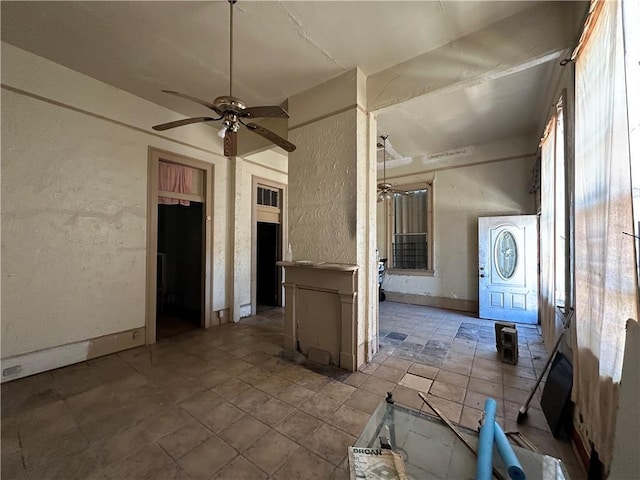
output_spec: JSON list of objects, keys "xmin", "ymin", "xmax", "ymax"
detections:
[{"xmin": 1, "ymin": 1, "xmax": 584, "ymax": 169}]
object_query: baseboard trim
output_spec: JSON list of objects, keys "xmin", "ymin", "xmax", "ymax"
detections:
[
  {"xmin": 1, "ymin": 327, "xmax": 145, "ymax": 383},
  {"xmin": 383, "ymin": 291, "xmax": 478, "ymax": 313}
]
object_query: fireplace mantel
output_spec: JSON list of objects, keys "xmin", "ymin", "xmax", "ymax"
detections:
[{"xmin": 277, "ymin": 261, "xmax": 358, "ymax": 371}]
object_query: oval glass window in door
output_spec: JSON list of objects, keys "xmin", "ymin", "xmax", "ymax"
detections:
[{"xmin": 494, "ymin": 230, "xmax": 518, "ymax": 279}]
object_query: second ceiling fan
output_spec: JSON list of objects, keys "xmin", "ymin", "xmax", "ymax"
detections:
[
  {"xmin": 377, "ymin": 134, "xmax": 409, "ymax": 202},
  {"xmin": 152, "ymin": 0, "xmax": 296, "ymax": 157}
]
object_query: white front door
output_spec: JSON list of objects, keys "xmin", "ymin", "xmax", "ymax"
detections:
[{"xmin": 478, "ymin": 215, "xmax": 538, "ymax": 324}]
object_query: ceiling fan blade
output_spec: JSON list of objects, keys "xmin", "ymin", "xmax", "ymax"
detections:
[
  {"xmin": 241, "ymin": 106, "xmax": 289, "ymax": 119},
  {"xmin": 245, "ymin": 122, "xmax": 296, "ymax": 152},
  {"xmin": 224, "ymin": 130, "xmax": 237, "ymax": 157},
  {"xmin": 161, "ymin": 90, "xmax": 222, "ymax": 114},
  {"xmin": 152, "ymin": 117, "xmax": 218, "ymax": 131}
]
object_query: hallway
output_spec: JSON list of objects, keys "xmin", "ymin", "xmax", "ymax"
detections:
[{"xmin": 1, "ymin": 303, "xmax": 583, "ymax": 479}]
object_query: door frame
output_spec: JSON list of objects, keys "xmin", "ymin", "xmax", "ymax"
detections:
[
  {"xmin": 146, "ymin": 147, "xmax": 214, "ymax": 345},
  {"xmin": 251, "ymin": 176, "xmax": 287, "ymax": 315}
]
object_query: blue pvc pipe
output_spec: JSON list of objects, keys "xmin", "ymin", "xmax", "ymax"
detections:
[
  {"xmin": 494, "ymin": 422, "xmax": 526, "ymax": 480},
  {"xmin": 476, "ymin": 397, "xmax": 497, "ymax": 480}
]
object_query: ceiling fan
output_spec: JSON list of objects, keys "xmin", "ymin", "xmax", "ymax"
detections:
[
  {"xmin": 377, "ymin": 134, "xmax": 408, "ymax": 202},
  {"xmin": 152, "ymin": 0, "xmax": 296, "ymax": 157}
]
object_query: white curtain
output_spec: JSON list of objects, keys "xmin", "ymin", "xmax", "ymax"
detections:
[
  {"xmin": 540, "ymin": 117, "xmax": 558, "ymax": 348},
  {"xmin": 573, "ymin": 0, "xmax": 639, "ymax": 469}
]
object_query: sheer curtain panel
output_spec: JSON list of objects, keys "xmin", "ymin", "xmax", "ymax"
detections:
[{"xmin": 573, "ymin": 0, "xmax": 638, "ymax": 469}]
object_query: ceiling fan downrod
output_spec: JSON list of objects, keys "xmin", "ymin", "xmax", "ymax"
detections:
[{"xmin": 228, "ymin": 0, "xmax": 237, "ymax": 98}]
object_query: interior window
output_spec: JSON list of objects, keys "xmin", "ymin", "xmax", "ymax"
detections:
[{"xmin": 392, "ymin": 189, "xmax": 429, "ymax": 270}]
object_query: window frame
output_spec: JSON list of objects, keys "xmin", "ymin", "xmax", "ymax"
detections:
[{"xmin": 384, "ymin": 181, "xmax": 435, "ymax": 276}]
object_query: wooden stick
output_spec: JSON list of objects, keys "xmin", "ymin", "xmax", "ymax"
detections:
[{"xmin": 418, "ymin": 392, "xmax": 507, "ymax": 480}]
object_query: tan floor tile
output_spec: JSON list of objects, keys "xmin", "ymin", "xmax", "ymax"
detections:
[
  {"xmin": 300, "ymin": 394, "xmax": 342, "ymax": 421},
  {"xmin": 199, "ymin": 402, "xmax": 246, "ymax": 433},
  {"xmin": 440, "ymin": 359, "xmax": 472, "ymax": 376},
  {"xmin": 370, "ymin": 353, "xmax": 389, "ymax": 364},
  {"xmin": 382, "ymin": 356, "xmax": 413, "ymax": 372},
  {"xmin": 371, "ymin": 365, "xmax": 404, "ymax": 383},
  {"xmin": 345, "ymin": 389, "xmax": 384, "ymax": 415},
  {"xmin": 214, "ymin": 377, "xmax": 252, "ymax": 400},
  {"xmin": 434, "ymin": 369, "xmax": 469, "ymax": 388},
  {"xmin": 360, "ymin": 363, "xmax": 379, "ymax": 375},
  {"xmin": 458, "ymin": 405, "xmax": 483, "ymax": 431},
  {"xmin": 22, "ymin": 426, "xmax": 89, "ymax": 468},
  {"xmin": 231, "ymin": 386, "xmax": 271, "ymax": 413},
  {"xmin": 422, "ymin": 394, "xmax": 463, "ymax": 424},
  {"xmin": 238, "ymin": 367, "xmax": 273, "ymax": 387},
  {"xmin": 273, "ymin": 447, "xmax": 335, "ymax": 480},
  {"xmin": 305, "ymin": 424, "xmax": 355, "ymax": 466},
  {"xmin": 407, "ymin": 363, "xmax": 439, "ymax": 380},
  {"xmin": 252, "ymin": 398, "xmax": 295, "ymax": 426},
  {"xmin": 503, "ymin": 364, "xmax": 537, "ymax": 380},
  {"xmin": 214, "ymin": 455, "xmax": 268, "ymax": 480},
  {"xmin": 136, "ymin": 406, "xmax": 193, "ymax": 442},
  {"xmin": 275, "ymin": 410, "xmax": 323, "ymax": 444},
  {"xmin": 196, "ymin": 369, "xmax": 233, "ymax": 389},
  {"xmin": 503, "ymin": 385, "xmax": 532, "ymax": 404},
  {"xmin": 332, "ymin": 466, "xmax": 350, "ymax": 480},
  {"xmin": 464, "ymin": 390, "xmax": 504, "ymax": 417},
  {"xmin": 253, "ymin": 375, "xmax": 293, "ymax": 397},
  {"xmin": 429, "ymin": 381, "xmax": 466, "ymax": 404},
  {"xmin": 89, "ymin": 424, "xmax": 151, "ymax": 469},
  {"xmin": 296, "ymin": 373, "xmax": 331, "ymax": 392},
  {"xmin": 503, "ymin": 375, "xmax": 538, "ymax": 392},
  {"xmin": 342, "ymin": 372, "xmax": 369, "ymax": 388},
  {"xmin": 399, "ymin": 373, "xmax": 433, "ymax": 392},
  {"xmin": 467, "ymin": 377, "xmax": 503, "ymax": 398},
  {"xmin": 391, "ymin": 385, "xmax": 424, "ymax": 410},
  {"xmin": 243, "ymin": 352, "xmax": 275, "ymax": 366},
  {"xmin": 277, "ymin": 384, "xmax": 316, "ymax": 407},
  {"xmin": 150, "ymin": 463, "xmax": 191, "ymax": 480},
  {"xmin": 243, "ymin": 430, "xmax": 300, "ymax": 475},
  {"xmin": 327, "ymin": 404, "xmax": 370, "ymax": 437},
  {"xmin": 319, "ymin": 381, "xmax": 356, "ymax": 404},
  {"xmin": 164, "ymin": 379, "xmax": 207, "ymax": 404},
  {"xmin": 470, "ymin": 365, "xmax": 503, "ymax": 383},
  {"xmin": 179, "ymin": 390, "xmax": 224, "ymax": 416},
  {"xmin": 473, "ymin": 357, "xmax": 503, "ymax": 373},
  {"xmin": 178, "ymin": 435, "xmax": 238, "ymax": 479},
  {"xmin": 102, "ymin": 443, "xmax": 173, "ymax": 480},
  {"xmin": 219, "ymin": 415, "xmax": 270, "ymax": 452},
  {"xmin": 158, "ymin": 420, "xmax": 212, "ymax": 460},
  {"xmin": 360, "ymin": 376, "xmax": 396, "ymax": 396}
]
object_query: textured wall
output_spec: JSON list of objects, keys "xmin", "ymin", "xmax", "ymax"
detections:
[
  {"xmin": 382, "ymin": 156, "xmax": 535, "ymax": 303},
  {"xmin": 288, "ymin": 109, "xmax": 358, "ymax": 264},
  {"xmin": 1, "ymin": 44, "xmax": 228, "ymax": 358}
]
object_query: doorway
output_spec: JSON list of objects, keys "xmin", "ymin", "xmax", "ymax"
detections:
[
  {"xmin": 156, "ymin": 201, "xmax": 203, "ymax": 339},
  {"xmin": 256, "ymin": 222, "xmax": 280, "ymax": 310},
  {"xmin": 146, "ymin": 148, "xmax": 213, "ymax": 345}
]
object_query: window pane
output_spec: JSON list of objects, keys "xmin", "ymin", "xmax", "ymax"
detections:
[{"xmin": 393, "ymin": 189, "xmax": 428, "ymax": 269}]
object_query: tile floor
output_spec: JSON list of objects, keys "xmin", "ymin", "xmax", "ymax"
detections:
[{"xmin": 1, "ymin": 303, "xmax": 586, "ymax": 479}]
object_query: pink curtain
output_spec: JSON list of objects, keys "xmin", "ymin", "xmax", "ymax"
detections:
[{"xmin": 158, "ymin": 162, "xmax": 193, "ymax": 206}]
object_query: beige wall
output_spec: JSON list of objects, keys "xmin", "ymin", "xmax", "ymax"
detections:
[
  {"xmin": 0, "ymin": 44, "xmax": 245, "ymax": 370},
  {"xmin": 379, "ymin": 145, "xmax": 536, "ymax": 310}
]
